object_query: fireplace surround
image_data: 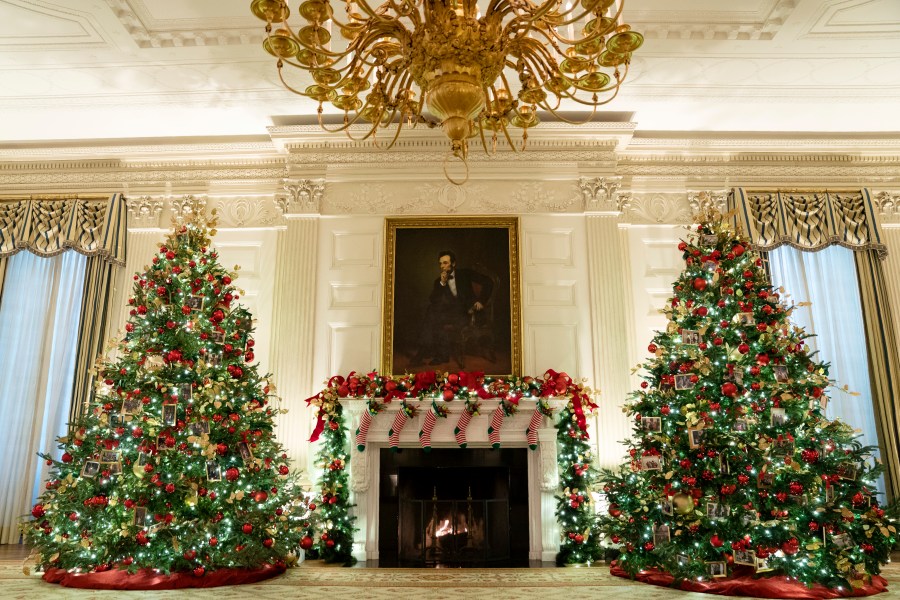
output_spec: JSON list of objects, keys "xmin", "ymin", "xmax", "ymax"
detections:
[{"xmin": 343, "ymin": 398, "xmax": 564, "ymax": 564}]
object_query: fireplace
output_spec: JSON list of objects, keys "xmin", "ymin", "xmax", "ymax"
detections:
[
  {"xmin": 343, "ymin": 398, "xmax": 563, "ymax": 564},
  {"xmin": 379, "ymin": 449, "xmax": 528, "ymax": 567}
]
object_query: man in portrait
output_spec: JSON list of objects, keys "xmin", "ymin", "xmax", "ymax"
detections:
[{"xmin": 413, "ymin": 250, "xmax": 494, "ymax": 367}]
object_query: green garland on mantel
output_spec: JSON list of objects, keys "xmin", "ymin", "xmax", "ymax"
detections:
[{"xmin": 306, "ymin": 369, "xmax": 603, "ymax": 566}]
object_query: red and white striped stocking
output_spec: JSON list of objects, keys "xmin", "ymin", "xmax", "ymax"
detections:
[
  {"xmin": 388, "ymin": 409, "xmax": 409, "ymax": 451},
  {"xmin": 488, "ymin": 406, "xmax": 505, "ymax": 449},
  {"xmin": 419, "ymin": 406, "xmax": 438, "ymax": 452},
  {"xmin": 355, "ymin": 408, "xmax": 374, "ymax": 452},
  {"xmin": 454, "ymin": 409, "xmax": 474, "ymax": 448},
  {"xmin": 526, "ymin": 407, "xmax": 544, "ymax": 450}
]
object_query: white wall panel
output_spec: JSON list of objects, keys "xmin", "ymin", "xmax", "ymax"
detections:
[
  {"xmin": 212, "ymin": 230, "xmax": 278, "ymax": 376},
  {"xmin": 624, "ymin": 225, "xmax": 686, "ymax": 385},
  {"xmin": 520, "ymin": 216, "xmax": 592, "ymax": 381},
  {"xmin": 313, "ymin": 217, "xmax": 384, "ymax": 411}
]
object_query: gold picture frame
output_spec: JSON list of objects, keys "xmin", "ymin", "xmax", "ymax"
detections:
[{"xmin": 382, "ymin": 216, "xmax": 522, "ymax": 376}]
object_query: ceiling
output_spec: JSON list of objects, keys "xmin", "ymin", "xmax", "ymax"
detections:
[{"xmin": 1, "ymin": 0, "xmax": 899, "ymax": 146}]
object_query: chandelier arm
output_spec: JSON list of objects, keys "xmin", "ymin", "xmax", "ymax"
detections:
[
  {"xmin": 351, "ymin": 0, "xmax": 396, "ymax": 22},
  {"xmin": 497, "ymin": 118, "xmax": 520, "ymax": 153},
  {"xmin": 559, "ymin": 83, "xmax": 622, "ymax": 107},
  {"xmin": 276, "ymin": 63, "xmax": 328, "ymax": 98},
  {"xmin": 539, "ymin": 101, "xmax": 598, "ymax": 125},
  {"xmin": 369, "ymin": 113, "xmax": 407, "ymax": 151}
]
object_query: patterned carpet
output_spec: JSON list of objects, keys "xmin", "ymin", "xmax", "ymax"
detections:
[{"xmin": 1, "ymin": 557, "xmax": 899, "ymax": 600}]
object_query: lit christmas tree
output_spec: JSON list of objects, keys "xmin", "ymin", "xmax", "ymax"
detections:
[
  {"xmin": 599, "ymin": 212, "xmax": 894, "ymax": 593},
  {"xmin": 22, "ymin": 211, "xmax": 313, "ymax": 586},
  {"xmin": 555, "ymin": 398, "xmax": 602, "ymax": 566}
]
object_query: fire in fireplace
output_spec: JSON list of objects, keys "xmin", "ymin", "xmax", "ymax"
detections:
[{"xmin": 379, "ymin": 448, "xmax": 528, "ymax": 567}]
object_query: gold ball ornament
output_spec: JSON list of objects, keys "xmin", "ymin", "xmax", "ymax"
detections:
[{"xmin": 672, "ymin": 492, "xmax": 693, "ymax": 515}]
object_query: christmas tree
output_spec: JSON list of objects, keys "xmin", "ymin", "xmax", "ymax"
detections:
[
  {"xmin": 599, "ymin": 212, "xmax": 895, "ymax": 592},
  {"xmin": 555, "ymin": 397, "xmax": 602, "ymax": 566},
  {"xmin": 22, "ymin": 210, "xmax": 313, "ymax": 584}
]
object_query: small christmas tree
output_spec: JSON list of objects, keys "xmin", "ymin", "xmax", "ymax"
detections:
[
  {"xmin": 556, "ymin": 398, "xmax": 602, "ymax": 566},
  {"xmin": 599, "ymin": 212, "xmax": 894, "ymax": 592},
  {"xmin": 23, "ymin": 210, "xmax": 312, "ymax": 584}
]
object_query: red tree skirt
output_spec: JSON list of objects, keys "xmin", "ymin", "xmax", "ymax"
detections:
[
  {"xmin": 610, "ymin": 562, "xmax": 888, "ymax": 599},
  {"xmin": 42, "ymin": 564, "xmax": 286, "ymax": 590}
]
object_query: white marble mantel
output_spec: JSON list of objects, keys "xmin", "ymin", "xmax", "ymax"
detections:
[{"xmin": 340, "ymin": 397, "xmax": 568, "ymax": 563}]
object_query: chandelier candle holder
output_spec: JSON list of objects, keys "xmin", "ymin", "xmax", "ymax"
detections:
[{"xmin": 252, "ymin": 0, "xmax": 643, "ymax": 184}]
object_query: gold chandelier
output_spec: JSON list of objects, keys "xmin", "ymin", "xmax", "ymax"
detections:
[{"xmin": 252, "ymin": 0, "xmax": 642, "ymax": 183}]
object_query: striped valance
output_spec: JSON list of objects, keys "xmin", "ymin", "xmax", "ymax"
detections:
[
  {"xmin": 730, "ymin": 188, "xmax": 887, "ymax": 260},
  {"xmin": 0, "ymin": 194, "xmax": 126, "ymax": 265}
]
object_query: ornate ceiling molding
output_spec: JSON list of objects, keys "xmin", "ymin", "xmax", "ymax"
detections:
[
  {"xmin": 105, "ymin": 0, "xmax": 264, "ymax": 48},
  {"xmin": 633, "ymin": 0, "xmax": 796, "ymax": 41}
]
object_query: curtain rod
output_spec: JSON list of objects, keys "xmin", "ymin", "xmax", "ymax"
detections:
[{"xmin": 0, "ymin": 193, "xmax": 115, "ymax": 201}]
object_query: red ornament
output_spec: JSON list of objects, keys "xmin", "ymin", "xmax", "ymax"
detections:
[
  {"xmin": 693, "ymin": 277, "xmax": 707, "ymax": 291},
  {"xmin": 721, "ymin": 382, "xmax": 738, "ymax": 398},
  {"xmin": 300, "ymin": 536, "xmax": 313, "ymax": 550},
  {"xmin": 643, "ymin": 541, "xmax": 655, "ymax": 551},
  {"xmin": 308, "ymin": 503, "xmax": 317, "ymax": 511},
  {"xmin": 648, "ymin": 343, "xmax": 658, "ymax": 354},
  {"xmin": 165, "ymin": 483, "xmax": 176, "ymax": 493},
  {"xmin": 253, "ymin": 491, "xmax": 269, "ymax": 503},
  {"xmin": 710, "ymin": 534, "xmax": 724, "ymax": 548},
  {"xmin": 263, "ymin": 538, "xmax": 274, "ymax": 548},
  {"xmin": 326, "ymin": 539, "xmax": 335, "ymax": 548},
  {"xmin": 62, "ymin": 452, "xmax": 73, "ymax": 463},
  {"xmin": 242, "ymin": 523, "xmax": 253, "ymax": 534},
  {"xmin": 732, "ymin": 244, "xmax": 745, "ymax": 257},
  {"xmin": 193, "ymin": 566, "xmax": 205, "ymax": 577},
  {"xmin": 738, "ymin": 343, "xmax": 750, "ymax": 354},
  {"xmin": 801, "ymin": 449, "xmax": 820, "ymax": 464},
  {"xmin": 225, "ymin": 467, "xmax": 240, "ymax": 481},
  {"xmin": 678, "ymin": 241, "xmax": 687, "ymax": 252},
  {"xmin": 31, "ymin": 504, "xmax": 45, "ymax": 518},
  {"xmin": 183, "ymin": 550, "xmax": 197, "ymax": 560},
  {"xmin": 209, "ymin": 537, "xmax": 218, "ymax": 546}
]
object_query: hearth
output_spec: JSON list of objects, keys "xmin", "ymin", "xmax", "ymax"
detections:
[{"xmin": 378, "ymin": 449, "xmax": 528, "ymax": 567}]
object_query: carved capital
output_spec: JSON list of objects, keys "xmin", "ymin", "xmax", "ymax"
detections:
[
  {"xmin": 170, "ymin": 195, "xmax": 208, "ymax": 221},
  {"xmin": 873, "ymin": 191, "xmax": 900, "ymax": 221},
  {"xmin": 579, "ymin": 176, "xmax": 625, "ymax": 213},
  {"xmin": 278, "ymin": 179, "xmax": 324, "ymax": 215},
  {"xmin": 126, "ymin": 196, "xmax": 164, "ymax": 228},
  {"xmin": 688, "ymin": 190, "xmax": 728, "ymax": 218}
]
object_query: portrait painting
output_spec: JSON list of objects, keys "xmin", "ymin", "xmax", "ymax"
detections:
[{"xmin": 383, "ymin": 217, "xmax": 521, "ymax": 376}]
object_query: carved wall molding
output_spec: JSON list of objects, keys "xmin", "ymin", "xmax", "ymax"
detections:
[
  {"xmin": 210, "ymin": 197, "xmax": 282, "ymax": 227},
  {"xmin": 619, "ymin": 193, "xmax": 695, "ymax": 225},
  {"xmin": 124, "ymin": 195, "xmax": 288, "ymax": 230}
]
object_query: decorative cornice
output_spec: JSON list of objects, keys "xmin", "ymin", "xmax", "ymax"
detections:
[
  {"xmin": 631, "ymin": 0, "xmax": 794, "ymax": 41},
  {"xmin": 106, "ymin": 0, "xmax": 264, "ymax": 49}
]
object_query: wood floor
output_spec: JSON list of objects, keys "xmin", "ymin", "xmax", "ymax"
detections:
[{"xmin": 2, "ymin": 544, "xmax": 900, "ymax": 599}]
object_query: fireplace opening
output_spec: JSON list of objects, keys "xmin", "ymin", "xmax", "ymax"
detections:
[{"xmin": 378, "ymin": 448, "xmax": 529, "ymax": 567}]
